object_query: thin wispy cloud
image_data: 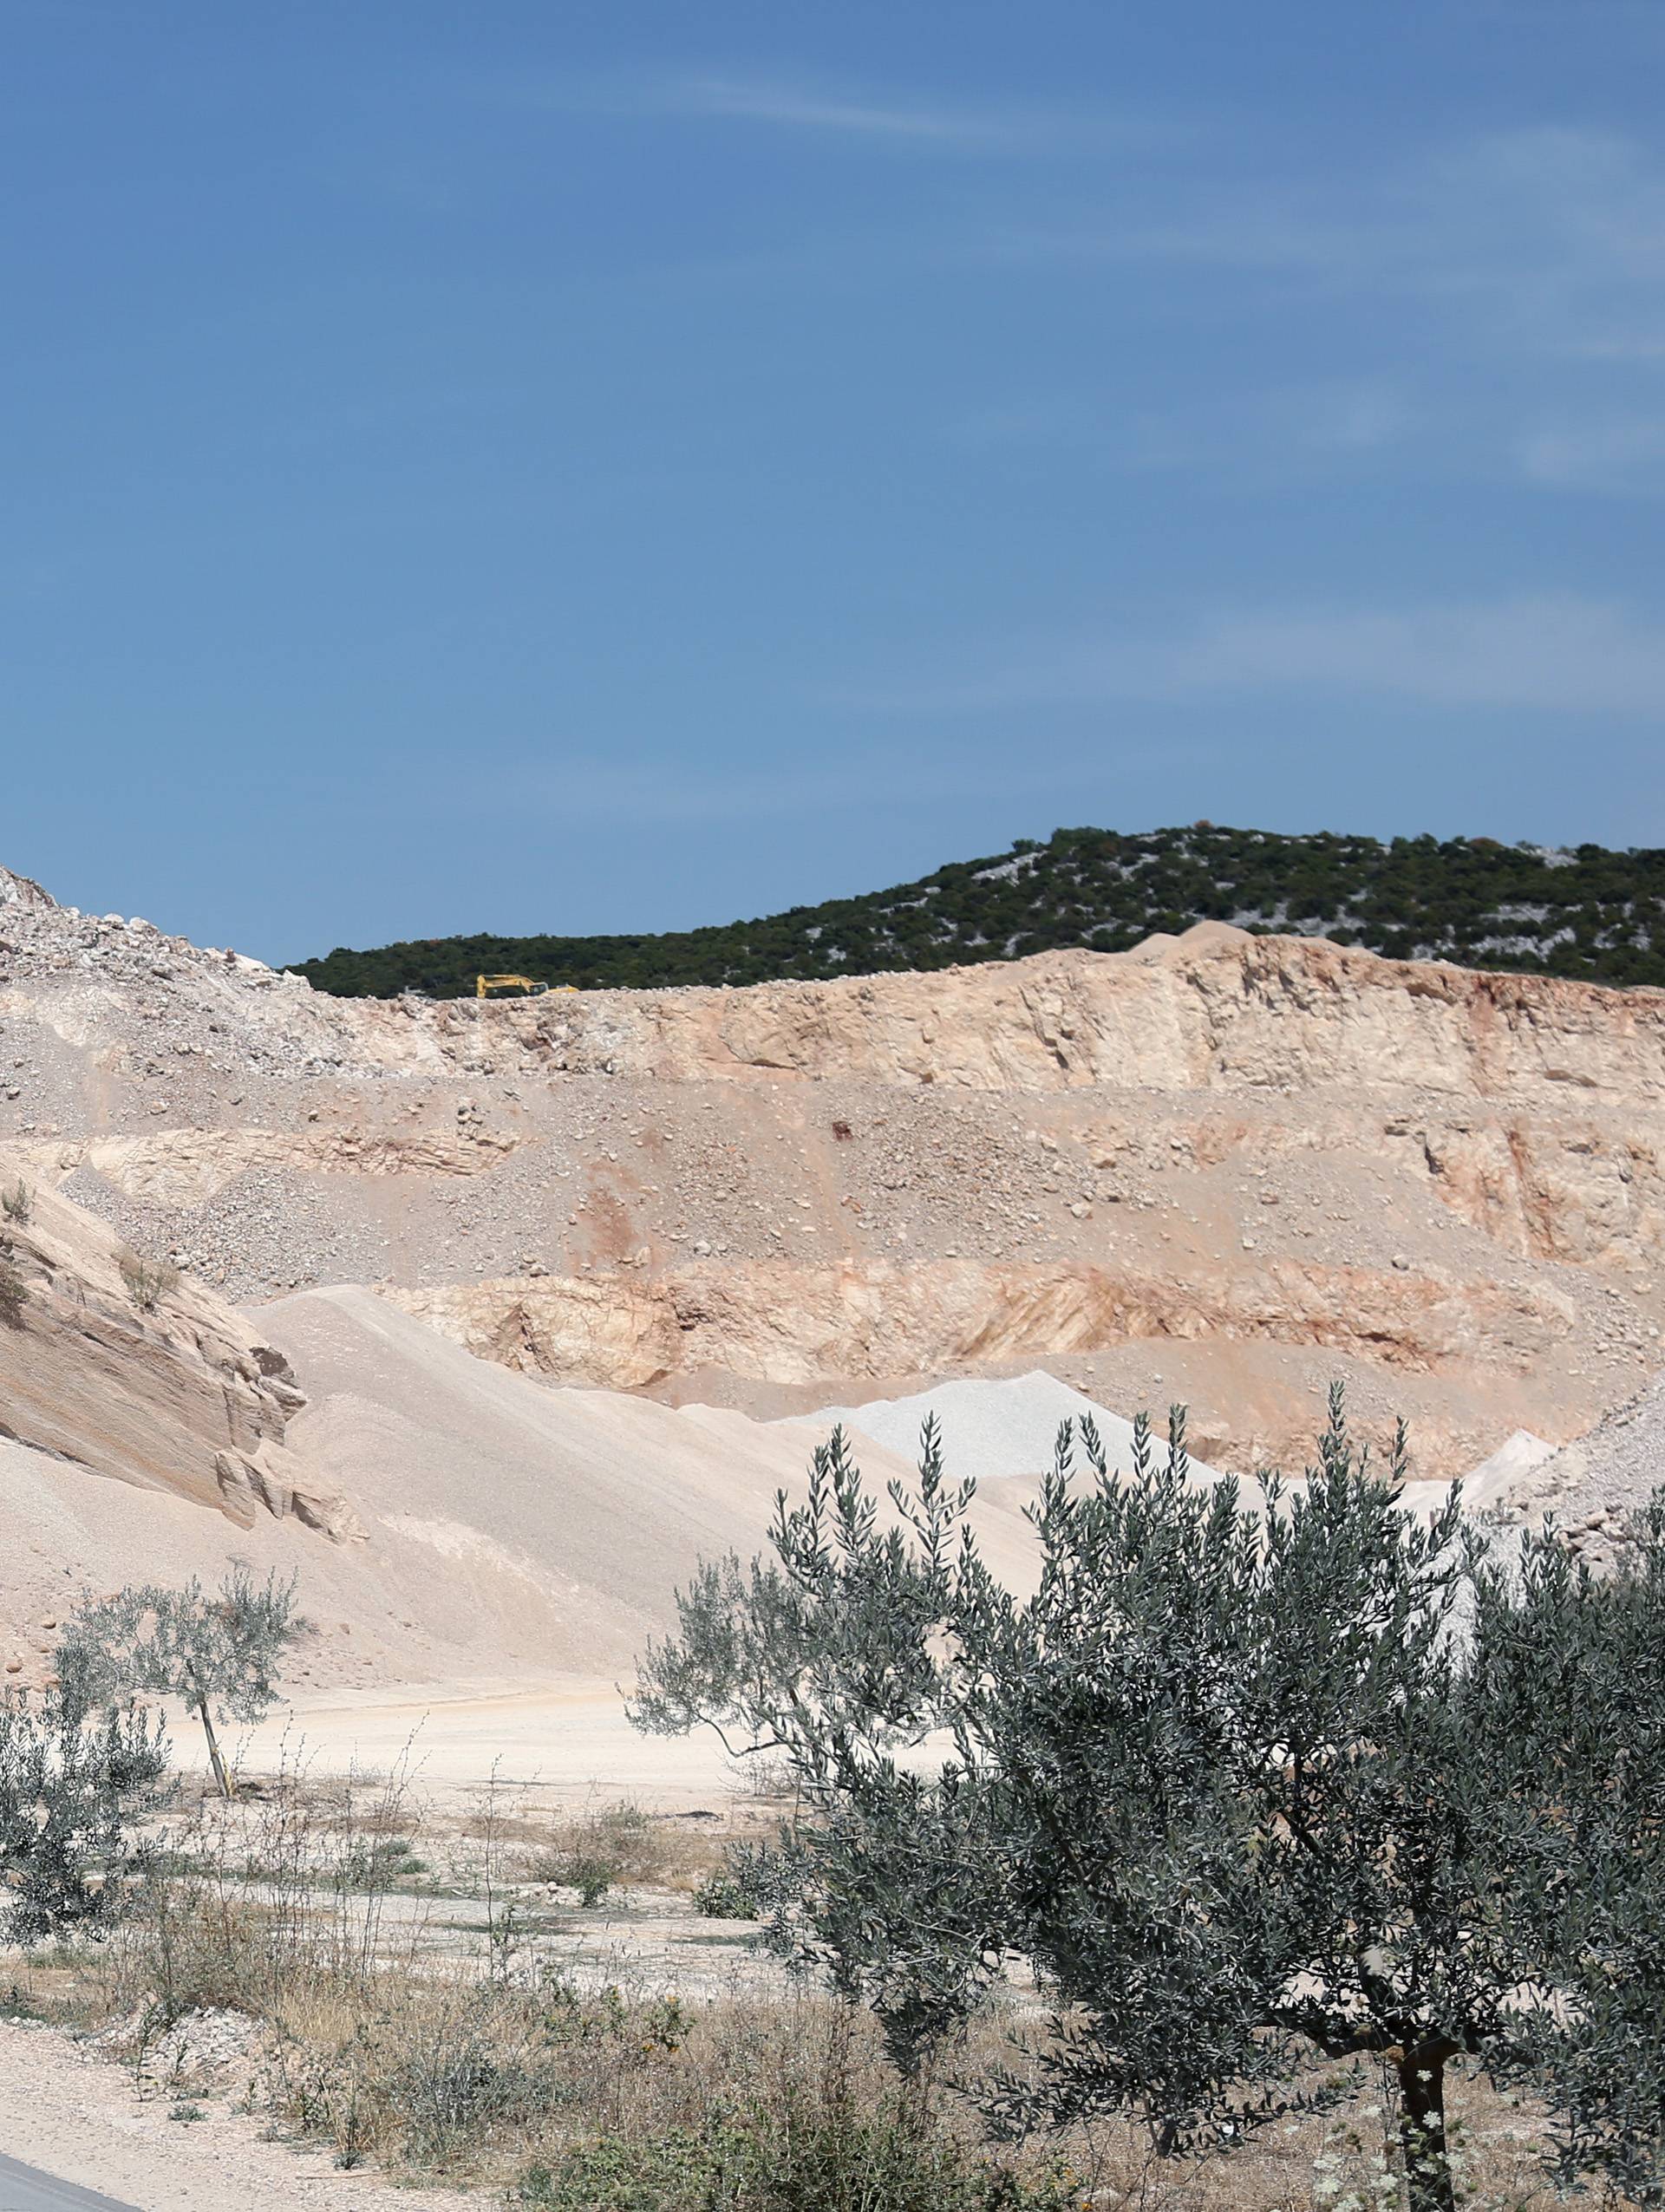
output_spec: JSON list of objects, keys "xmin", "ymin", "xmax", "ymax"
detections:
[
  {"xmin": 1518, "ymin": 418, "xmax": 1665, "ymax": 495},
  {"xmin": 944, "ymin": 380, "xmax": 1414, "ymax": 473},
  {"xmin": 872, "ymin": 597, "xmax": 1665, "ymax": 721},
  {"xmin": 1146, "ymin": 597, "xmax": 1665, "ymax": 714},
  {"xmin": 521, "ymin": 69, "xmax": 1178, "ymax": 160},
  {"xmin": 991, "ymin": 126, "xmax": 1665, "ymax": 362},
  {"xmin": 526, "ymin": 71, "xmax": 1050, "ymax": 150},
  {"xmin": 940, "ymin": 124, "xmax": 1665, "ymax": 499},
  {"xmin": 657, "ymin": 76, "xmax": 1014, "ymax": 145}
]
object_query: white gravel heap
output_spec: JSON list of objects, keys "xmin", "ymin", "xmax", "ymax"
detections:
[
  {"xmin": 1503, "ymin": 1368, "xmax": 1665, "ymax": 1563},
  {"xmin": 790, "ymin": 1369, "xmax": 1224, "ymax": 1486},
  {"xmin": 1395, "ymin": 1379, "xmax": 1665, "ymax": 1569},
  {"xmin": 1391, "ymin": 1429, "xmax": 1555, "ymax": 1529},
  {"xmin": 1459, "ymin": 1428, "xmax": 1557, "ymax": 1507}
]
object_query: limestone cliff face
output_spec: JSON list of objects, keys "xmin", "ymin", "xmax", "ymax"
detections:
[
  {"xmin": 414, "ymin": 924, "xmax": 1665, "ymax": 1100},
  {"xmin": 391, "ymin": 1251, "xmax": 1575, "ymax": 1390},
  {"xmin": 0, "ymin": 1178, "xmax": 355, "ymax": 1536}
]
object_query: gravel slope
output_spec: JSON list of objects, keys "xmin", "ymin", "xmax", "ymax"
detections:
[
  {"xmin": 7, "ymin": 855, "xmax": 1665, "ymax": 1479},
  {"xmin": 1, "ymin": 1289, "xmax": 1044, "ymax": 1697},
  {"xmin": 1494, "ymin": 1369, "xmax": 1665, "ymax": 1567}
]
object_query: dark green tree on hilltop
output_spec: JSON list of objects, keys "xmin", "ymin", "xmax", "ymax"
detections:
[{"xmin": 290, "ymin": 825, "xmax": 1665, "ymax": 997}]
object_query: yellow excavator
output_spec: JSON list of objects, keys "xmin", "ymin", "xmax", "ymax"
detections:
[{"xmin": 474, "ymin": 974, "xmax": 578, "ymax": 999}]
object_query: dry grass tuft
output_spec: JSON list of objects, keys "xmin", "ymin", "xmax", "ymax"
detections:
[{"xmin": 117, "ymin": 1250, "xmax": 180, "ymax": 1312}]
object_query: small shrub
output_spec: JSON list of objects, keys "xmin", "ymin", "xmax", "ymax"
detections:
[
  {"xmin": 528, "ymin": 1800, "xmax": 669, "ymax": 1905},
  {"xmin": 558, "ymin": 1850, "xmax": 616, "ymax": 1908},
  {"xmin": 387, "ymin": 1991, "xmax": 548, "ymax": 2161},
  {"xmin": 339, "ymin": 1835, "xmax": 428, "ymax": 1887},
  {"xmin": 1, "ymin": 1178, "xmax": 31, "ymax": 1225},
  {"xmin": 509, "ymin": 2092, "xmax": 1084, "ymax": 2210},
  {"xmin": 692, "ymin": 1866, "xmax": 757, "ymax": 1920},
  {"xmin": 0, "ymin": 1684, "xmax": 171, "ymax": 1945},
  {"xmin": 118, "ymin": 1252, "xmax": 180, "ymax": 1313},
  {"xmin": 0, "ymin": 1257, "xmax": 25, "ymax": 1329},
  {"xmin": 511, "ymin": 2131, "xmax": 735, "ymax": 2208},
  {"xmin": 333, "ymin": 2091, "xmax": 369, "ymax": 2169},
  {"xmin": 691, "ymin": 1840, "xmax": 787, "ymax": 1922},
  {"xmin": 584, "ymin": 1800, "xmax": 656, "ymax": 1875}
]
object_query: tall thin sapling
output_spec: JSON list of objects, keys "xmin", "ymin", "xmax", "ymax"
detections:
[{"xmin": 62, "ymin": 1564, "xmax": 304, "ymax": 1799}]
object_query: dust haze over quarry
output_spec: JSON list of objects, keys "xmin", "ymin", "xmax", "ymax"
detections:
[{"xmin": 2, "ymin": 852, "xmax": 1665, "ymax": 1706}]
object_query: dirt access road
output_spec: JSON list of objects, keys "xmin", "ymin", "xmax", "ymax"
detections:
[
  {"xmin": 0, "ymin": 2022, "xmax": 472, "ymax": 2212},
  {"xmin": 195, "ymin": 1679, "xmax": 742, "ymax": 1810}
]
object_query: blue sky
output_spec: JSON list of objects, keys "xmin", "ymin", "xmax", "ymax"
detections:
[{"xmin": 4, "ymin": 0, "xmax": 1664, "ymax": 962}]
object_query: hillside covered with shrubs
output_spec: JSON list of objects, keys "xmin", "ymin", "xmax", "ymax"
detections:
[{"xmin": 290, "ymin": 823, "xmax": 1665, "ymax": 997}]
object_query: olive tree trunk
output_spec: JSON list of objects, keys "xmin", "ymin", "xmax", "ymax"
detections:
[
  {"xmin": 197, "ymin": 1697, "xmax": 233, "ymax": 1800},
  {"xmin": 1397, "ymin": 2041, "xmax": 1457, "ymax": 2212}
]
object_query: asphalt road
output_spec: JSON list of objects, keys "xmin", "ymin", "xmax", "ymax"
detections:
[{"xmin": 0, "ymin": 2155, "xmax": 137, "ymax": 2211}]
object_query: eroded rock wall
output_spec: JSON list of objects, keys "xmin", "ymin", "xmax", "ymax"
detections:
[{"xmin": 0, "ymin": 1177, "xmax": 355, "ymax": 1535}]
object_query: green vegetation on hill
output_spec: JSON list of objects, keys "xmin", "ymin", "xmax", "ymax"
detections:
[{"xmin": 288, "ymin": 823, "xmax": 1665, "ymax": 997}]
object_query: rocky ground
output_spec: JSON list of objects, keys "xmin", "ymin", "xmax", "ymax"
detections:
[
  {"xmin": 4, "ymin": 854, "xmax": 1662, "ymax": 2212},
  {"xmin": 1498, "ymin": 1367, "xmax": 1665, "ymax": 1569}
]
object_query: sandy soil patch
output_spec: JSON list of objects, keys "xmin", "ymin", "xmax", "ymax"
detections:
[{"xmin": 190, "ymin": 1679, "xmax": 741, "ymax": 1812}]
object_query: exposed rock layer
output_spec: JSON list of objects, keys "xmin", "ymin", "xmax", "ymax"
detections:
[
  {"xmin": 0, "ymin": 1178, "xmax": 352, "ymax": 1535},
  {"xmin": 3, "ymin": 864, "xmax": 1662, "ymax": 1474}
]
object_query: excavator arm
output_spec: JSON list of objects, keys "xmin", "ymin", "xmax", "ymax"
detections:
[{"xmin": 474, "ymin": 974, "xmax": 576, "ymax": 997}]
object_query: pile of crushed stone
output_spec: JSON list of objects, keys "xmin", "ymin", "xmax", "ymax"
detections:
[
  {"xmin": 808, "ymin": 1379, "xmax": 1586, "ymax": 1527},
  {"xmin": 790, "ymin": 1369, "xmax": 1224, "ymax": 1486},
  {"xmin": 1500, "ymin": 1369, "xmax": 1665, "ymax": 1566}
]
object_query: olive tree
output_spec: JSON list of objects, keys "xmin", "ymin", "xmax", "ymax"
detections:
[
  {"xmin": 0, "ymin": 1679, "xmax": 169, "ymax": 1944},
  {"xmin": 631, "ymin": 1392, "xmax": 1665, "ymax": 2211},
  {"xmin": 62, "ymin": 1563, "xmax": 304, "ymax": 1798}
]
